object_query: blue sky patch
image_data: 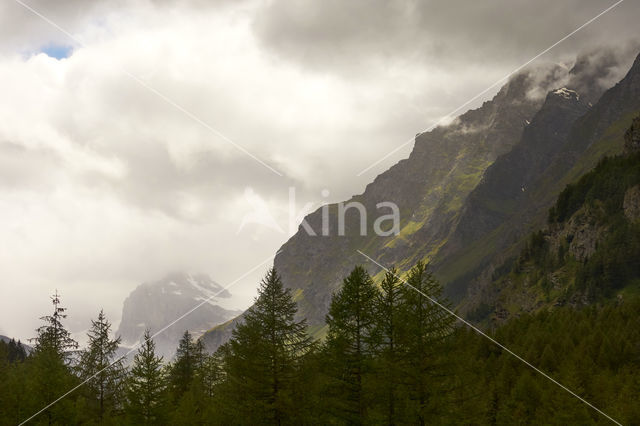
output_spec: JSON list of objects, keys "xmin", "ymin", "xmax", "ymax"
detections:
[{"xmin": 40, "ymin": 44, "xmax": 73, "ymax": 60}]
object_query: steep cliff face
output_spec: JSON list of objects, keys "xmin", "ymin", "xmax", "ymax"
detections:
[
  {"xmin": 441, "ymin": 88, "xmax": 588, "ymax": 260},
  {"xmin": 624, "ymin": 185, "xmax": 640, "ymax": 221},
  {"xmin": 436, "ymin": 52, "xmax": 640, "ymax": 305},
  {"xmin": 625, "ymin": 116, "xmax": 640, "ymax": 153}
]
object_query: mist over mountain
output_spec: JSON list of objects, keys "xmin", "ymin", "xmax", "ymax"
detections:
[
  {"xmin": 202, "ymin": 47, "xmax": 640, "ymax": 352},
  {"xmin": 117, "ymin": 272, "xmax": 240, "ymax": 358},
  {"xmin": 439, "ymin": 48, "xmax": 640, "ymax": 312}
]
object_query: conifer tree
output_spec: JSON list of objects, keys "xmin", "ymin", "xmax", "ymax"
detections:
[
  {"xmin": 225, "ymin": 268, "xmax": 312, "ymax": 425},
  {"xmin": 78, "ymin": 309, "xmax": 125, "ymax": 422},
  {"xmin": 32, "ymin": 290, "xmax": 78, "ymax": 359},
  {"xmin": 125, "ymin": 330, "xmax": 167, "ymax": 425},
  {"xmin": 398, "ymin": 261, "xmax": 455, "ymax": 425},
  {"xmin": 169, "ymin": 338, "xmax": 223, "ymax": 424},
  {"xmin": 324, "ymin": 265, "xmax": 378, "ymax": 424},
  {"xmin": 372, "ymin": 268, "xmax": 402, "ymax": 425},
  {"xmin": 204, "ymin": 343, "xmax": 235, "ymax": 423},
  {"xmin": 0, "ymin": 339, "xmax": 30, "ymax": 424},
  {"xmin": 5, "ymin": 339, "xmax": 27, "ymax": 363},
  {"xmin": 28, "ymin": 291, "xmax": 79, "ymax": 425},
  {"xmin": 168, "ymin": 330, "xmax": 204, "ymax": 402},
  {"xmin": 175, "ymin": 351, "xmax": 226, "ymax": 423},
  {"xmin": 199, "ymin": 351, "xmax": 225, "ymax": 399}
]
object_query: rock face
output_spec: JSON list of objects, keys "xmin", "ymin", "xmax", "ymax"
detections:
[
  {"xmin": 625, "ymin": 116, "xmax": 640, "ymax": 153},
  {"xmin": 559, "ymin": 206, "xmax": 606, "ymax": 263},
  {"xmin": 117, "ymin": 273, "xmax": 240, "ymax": 358},
  {"xmin": 624, "ymin": 185, "xmax": 640, "ymax": 222},
  {"xmin": 483, "ymin": 126, "xmax": 640, "ymax": 324},
  {"xmin": 440, "ymin": 87, "xmax": 589, "ymax": 265}
]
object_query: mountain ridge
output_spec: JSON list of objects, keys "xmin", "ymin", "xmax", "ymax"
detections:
[
  {"xmin": 438, "ymin": 51, "xmax": 640, "ymax": 310},
  {"xmin": 201, "ymin": 49, "xmax": 640, "ymax": 352}
]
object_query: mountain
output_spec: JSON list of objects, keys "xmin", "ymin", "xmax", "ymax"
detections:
[
  {"xmin": 469, "ymin": 116, "xmax": 640, "ymax": 324},
  {"xmin": 200, "ymin": 66, "xmax": 557, "ymax": 351},
  {"xmin": 117, "ymin": 272, "xmax": 241, "ymax": 358},
  {"xmin": 437, "ymin": 87, "xmax": 588, "ymax": 292},
  {"xmin": 201, "ymin": 49, "xmax": 640, "ymax": 352},
  {"xmin": 287, "ymin": 68, "xmax": 572, "ymax": 320},
  {"xmin": 438, "ymin": 51, "xmax": 640, "ymax": 312}
]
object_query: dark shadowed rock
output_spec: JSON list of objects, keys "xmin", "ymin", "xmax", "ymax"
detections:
[{"xmin": 624, "ymin": 115, "xmax": 640, "ymax": 153}]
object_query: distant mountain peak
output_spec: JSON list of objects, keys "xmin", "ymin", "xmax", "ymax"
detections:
[
  {"xmin": 144, "ymin": 272, "xmax": 232, "ymax": 300},
  {"xmin": 117, "ymin": 272, "xmax": 240, "ymax": 359}
]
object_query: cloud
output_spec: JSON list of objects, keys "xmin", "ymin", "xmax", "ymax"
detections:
[
  {"xmin": 0, "ymin": 0, "xmax": 425, "ymax": 339},
  {"xmin": 253, "ymin": 0, "xmax": 640, "ymax": 73},
  {"xmin": 0, "ymin": 0, "xmax": 110, "ymax": 54},
  {"xmin": 0, "ymin": 0, "xmax": 638, "ymax": 341},
  {"xmin": 567, "ymin": 40, "xmax": 640, "ymax": 103}
]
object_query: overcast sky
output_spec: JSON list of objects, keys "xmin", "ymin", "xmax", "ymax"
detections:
[{"xmin": 1, "ymin": 0, "xmax": 638, "ymax": 341}]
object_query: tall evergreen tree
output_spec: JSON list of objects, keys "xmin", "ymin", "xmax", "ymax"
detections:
[
  {"xmin": 0, "ymin": 339, "xmax": 30, "ymax": 424},
  {"xmin": 125, "ymin": 330, "xmax": 167, "ymax": 425},
  {"xmin": 178, "ymin": 350, "xmax": 227, "ymax": 423},
  {"xmin": 398, "ymin": 261, "xmax": 455, "ymax": 425},
  {"xmin": 28, "ymin": 291, "xmax": 79, "ymax": 425},
  {"xmin": 372, "ymin": 268, "xmax": 403, "ymax": 425},
  {"xmin": 168, "ymin": 330, "xmax": 204, "ymax": 402},
  {"xmin": 324, "ymin": 265, "xmax": 378, "ymax": 424},
  {"xmin": 78, "ymin": 309, "xmax": 126, "ymax": 422},
  {"xmin": 4, "ymin": 339, "xmax": 27, "ymax": 363},
  {"xmin": 199, "ymin": 351, "xmax": 225, "ymax": 400},
  {"xmin": 32, "ymin": 290, "xmax": 78, "ymax": 359},
  {"xmin": 225, "ymin": 268, "xmax": 312, "ymax": 425}
]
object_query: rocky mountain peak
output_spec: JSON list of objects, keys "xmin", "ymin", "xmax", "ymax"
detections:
[{"xmin": 116, "ymin": 272, "xmax": 240, "ymax": 359}]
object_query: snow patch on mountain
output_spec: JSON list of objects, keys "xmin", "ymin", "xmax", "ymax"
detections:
[{"xmin": 553, "ymin": 87, "xmax": 579, "ymax": 100}]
